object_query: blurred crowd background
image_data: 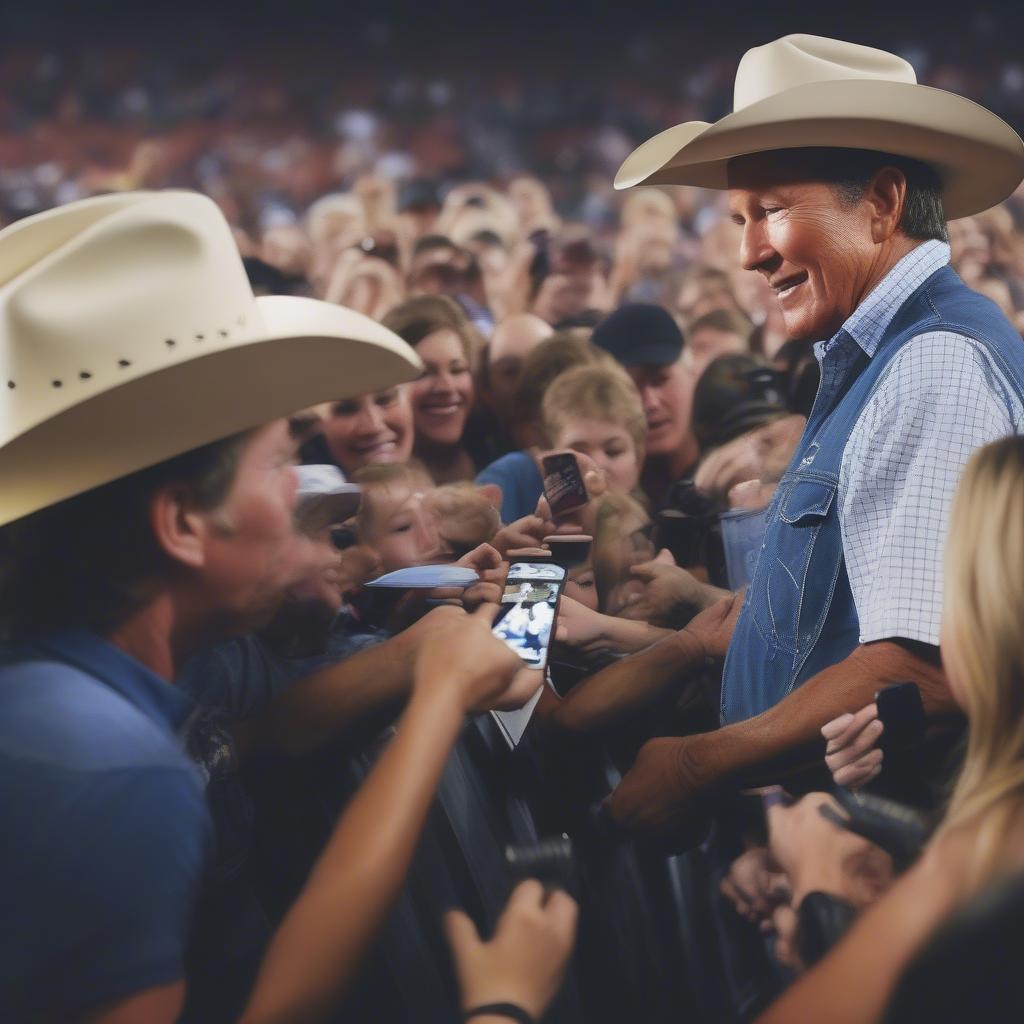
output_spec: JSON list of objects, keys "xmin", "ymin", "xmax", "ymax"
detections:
[{"xmin": 2, "ymin": 2, "xmax": 1024, "ymax": 343}]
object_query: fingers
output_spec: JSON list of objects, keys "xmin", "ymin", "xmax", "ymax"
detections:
[
  {"xmin": 507, "ymin": 877, "xmax": 546, "ymax": 912},
  {"xmin": 444, "ymin": 908, "xmax": 482, "ymax": 959},
  {"xmin": 460, "ymin": 543, "xmax": 502, "ymax": 572},
  {"xmin": 490, "ymin": 667, "xmax": 544, "ymax": 711},
  {"xmin": 825, "ymin": 718, "xmax": 884, "ymax": 773},
  {"xmin": 470, "ymin": 601, "xmax": 501, "ymax": 624},
  {"xmin": 542, "ymin": 887, "xmax": 579, "ymax": 935},
  {"xmin": 833, "ymin": 748, "xmax": 884, "ymax": 789},
  {"xmin": 822, "ymin": 702, "xmax": 878, "ymax": 746},
  {"xmin": 630, "ymin": 560, "xmax": 659, "ymax": 582},
  {"xmin": 821, "ymin": 711, "xmax": 854, "ymax": 741}
]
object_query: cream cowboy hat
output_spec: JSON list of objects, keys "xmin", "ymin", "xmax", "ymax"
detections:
[
  {"xmin": 0, "ymin": 190, "xmax": 423, "ymax": 527},
  {"xmin": 614, "ymin": 34, "xmax": 1024, "ymax": 218}
]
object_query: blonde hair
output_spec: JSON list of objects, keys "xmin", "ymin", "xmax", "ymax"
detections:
[
  {"xmin": 541, "ymin": 363, "xmax": 646, "ymax": 456},
  {"xmin": 352, "ymin": 461, "xmax": 431, "ymax": 540},
  {"xmin": 938, "ymin": 436, "xmax": 1024, "ymax": 882}
]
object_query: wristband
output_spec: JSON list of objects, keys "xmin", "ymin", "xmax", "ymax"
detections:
[{"xmin": 464, "ymin": 1002, "xmax": 536, "ymax": 1024}]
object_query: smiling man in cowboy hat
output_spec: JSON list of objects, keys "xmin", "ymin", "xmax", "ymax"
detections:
[
  {"xmin": 604, "ymin": 34, "xmax": 1024, "ymax": 836},
  {"xmin": 0, "ymin": 191, "xmax": 540, "ymax": 1022}
]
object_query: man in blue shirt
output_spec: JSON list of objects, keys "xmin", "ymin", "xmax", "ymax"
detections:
[
  {"xmin": 0, "ymin": 192, "xmax": 540, "ymax": 1022},
  {"xmin": 599, "ymin": 35, "xmax": 1024, "ymax": 836}
]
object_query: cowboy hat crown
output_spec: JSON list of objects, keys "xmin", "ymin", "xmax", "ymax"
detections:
[
  {"xmin": 0, "ymin": 191, "xmax": 422, "ymax": 527},
  {"xmin": 615, "ymin": 33, "xmax": 1024, "ymax": 219}
]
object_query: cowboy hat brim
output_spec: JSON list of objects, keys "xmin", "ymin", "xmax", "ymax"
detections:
[
  {"xmin": 0, "ymin": 294, "xmax": 422, "ymax": 527},
  {"xmin": 615, "ymin": 79, "xmax": 1024, "ymax": 219}
]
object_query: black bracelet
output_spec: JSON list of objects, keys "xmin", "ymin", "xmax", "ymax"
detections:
[{"xmin": 464, "ymin": 1002, "xmax": 536, "ymax": 1024}]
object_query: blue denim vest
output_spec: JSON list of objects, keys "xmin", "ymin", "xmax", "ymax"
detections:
[{"xmin": 721, "ymin": 265, "xmax": 1024, "ymax": 724}]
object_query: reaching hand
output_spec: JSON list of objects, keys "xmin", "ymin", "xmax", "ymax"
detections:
[
  {"xmin": 822, "ymin": 703, "xmax": 885, "ymax": 789},
  {"xmin": 620, "ymin": 550, "xmax": 723, "ymax": 624},
  {"xmin": 720, "ymin": 846, "xmax": 790, "ymax": 926},
  {"xmin": 554, "ymin": 594, "xmax": 611, "ymax": 659},
  {"xmin": 605, "ymin": 735, "xmax": 716, "ymax": 847},
  {"xmin": 414, "ymin": 603, "xmax": 539, "ymax": 714},
  {"xmin": 492, "ymin": 515, "xmax": 549, "ymax": 558},
  {"xmin": 765, "ymin": 791, "xmax": 894, "ymax": 908},
  {"xmin": 446, "ymin": 880, "xmax": 578, "ymax": 1021},
  {"xmin": 683, "ymin": 589, "xmax": 744, "ymax": 660}
]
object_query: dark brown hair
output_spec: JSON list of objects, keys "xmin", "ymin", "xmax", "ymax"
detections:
[{"xmin": 0, "ymin": 432, "xmax": 250, "ymax": 643}]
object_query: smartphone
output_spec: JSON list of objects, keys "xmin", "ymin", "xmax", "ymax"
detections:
[
  {"xmin": 542, "ymin": 453, "xmax": 588, "ymax": 523},
  {"xmin": 875, "ymin": 682, "xmax": 926, "ymax": 752},
  {"xmin": 491, "ymin": 561, "xmax": 567, "ymax": 671}
]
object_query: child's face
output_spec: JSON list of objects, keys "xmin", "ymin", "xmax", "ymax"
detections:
[
  {"xmin": 361, "ymin": 483, "xmax": 440, "ymax": 573},
  {"xmin": 553, "ymin": 418, "xmax": 641, "ymax": 495}
]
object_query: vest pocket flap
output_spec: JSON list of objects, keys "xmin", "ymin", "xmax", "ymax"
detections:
[{"xmin": 779, "ymin": 479, "xmax": 837, "ymax": 525}]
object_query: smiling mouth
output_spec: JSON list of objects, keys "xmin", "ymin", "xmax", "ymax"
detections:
[
  {"xmin": 421, "ymin": 401, "xmax": 464, "ymax": 417},
  {"xmin": 771, "ymin": 272, "xmax": 809, "ymax": 300},
  {"xmin": 353, "ymin": 437, "xmax": 398, "ymax": 457}
]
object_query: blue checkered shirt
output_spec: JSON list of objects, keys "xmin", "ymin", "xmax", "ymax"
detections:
[{"xmin": 816, "ymin": 240, "xmax": 1024, "ymax": 645}]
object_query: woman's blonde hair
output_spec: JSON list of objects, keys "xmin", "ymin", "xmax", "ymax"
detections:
[
  {"xmin": 541, "ymin": 363, "xmax": 647, "ymax": 457},
  {"xmin": 939, "ymin": 435, "xmax": 1024, "ymax": 880}
]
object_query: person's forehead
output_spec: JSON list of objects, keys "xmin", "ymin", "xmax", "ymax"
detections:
[
  {"xmin": 726, "ymin": 152, "xmax": 836, "ymax": 200},
  {"xmin": 558, "ymin": 416, "xmax": 630, "ymax": 441}
]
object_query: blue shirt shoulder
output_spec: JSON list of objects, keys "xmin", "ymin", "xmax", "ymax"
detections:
[
  {"xmin": 0, "ymin": 656, "xmax": 211, "ymax": 1019},
  {"xmin": 476, "ymin": 450, "xmax": 544, "ymax": 524}
]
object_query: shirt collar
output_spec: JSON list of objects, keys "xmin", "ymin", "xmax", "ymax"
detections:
[
  {"xmin": 832, "ymin": 239, "xmax": 950, "ymax": 357},
  {"xmin": 27, "ymin": 628, "xmax": 196, "ymax": 734}
]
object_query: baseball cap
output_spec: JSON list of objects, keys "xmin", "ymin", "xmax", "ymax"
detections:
[
  {"xmin": 295, "ymin": 464, "xmax": 362, "ymax": 532},
  {"xmin": 591, "ymin": 303, "xmax": 684, "ymax": 368}
]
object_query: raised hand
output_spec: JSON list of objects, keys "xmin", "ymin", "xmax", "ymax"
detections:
[{"xmin": 446, "ymin": 880, "xmax": 578, "ymax": 1022}]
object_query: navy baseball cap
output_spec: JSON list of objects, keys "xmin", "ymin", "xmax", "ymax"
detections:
[{"xmin": 591, "ymin": 303, "xmax": 684, "ymax": 368}]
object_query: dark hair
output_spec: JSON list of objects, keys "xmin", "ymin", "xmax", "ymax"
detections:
[
  {"xmin": 0, "ymin": 432, "xmax": 250, "ymax": 643},
  {"xmin": 795, "ymin": 147, "xmax": 948, "ymax": 243},
  {"xmin": 381, "ymin": 294, "xmax": 482, "ymax": 362},
  {"xmin": 411, "ymin": 234, "xmax": 459, "ymax": 258}
]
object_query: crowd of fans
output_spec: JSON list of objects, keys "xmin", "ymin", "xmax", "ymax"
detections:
[{"xmin": 4, "ymin": 21, "xmax": 1024, "ymax": 1024}]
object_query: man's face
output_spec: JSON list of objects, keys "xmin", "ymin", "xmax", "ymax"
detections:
[
  {"xmin": 727, "ymin": 153, "xmax": 879, "ymax": 341},
  {"xmin": 627, "ymin": 360, "xmax": 695, "ymax": 458},
  {"xmin": 196, "ymin": 419, "xmax": 306, "ymax": 628}
]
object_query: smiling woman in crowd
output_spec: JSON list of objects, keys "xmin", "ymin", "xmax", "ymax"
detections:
[
  {"xmin": 315, "ymin": 387, "xmax": 415, "ymax": 476},
  {"xmin": 382, "ymin": 295, "xmax": 482, "ymax": 484}
]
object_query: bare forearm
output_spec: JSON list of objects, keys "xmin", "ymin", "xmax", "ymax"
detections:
[
  {"xmin": 688, "ymin": 640, "xmax": 954, "ymax": 788},
  {"xmin": 597, "ymin": 614, "xmax": 675, "ymax": 654},
  {"xmin": 236, "ymin": 633, "xmax": 418, "ymax": 758},
  {"xmin": 241, "ymin": 684, "xmax": 465, "ymax": 1024},
  {"xmin": 544, "ymin": 628, "xmax": 705, "ymax": 735}
]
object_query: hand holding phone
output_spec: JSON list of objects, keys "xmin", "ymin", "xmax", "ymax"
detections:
[{"xmin": 541, "ymin": 453, "xmax": 589, "ymax": 524}]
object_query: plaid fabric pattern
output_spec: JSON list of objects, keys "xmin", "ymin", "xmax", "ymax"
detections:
[{"xmin": 816, "ymin": 241, "xmax": 1024, "ymax": 645}]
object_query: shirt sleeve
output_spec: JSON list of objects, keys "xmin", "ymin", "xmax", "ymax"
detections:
[
  {"xmin": 840, "ymin": 331, "xmax": 1021, "ymax": 645},
  {"xmin": 12, "ymin": 762, "xmax": 212, "ymax": 1018}
]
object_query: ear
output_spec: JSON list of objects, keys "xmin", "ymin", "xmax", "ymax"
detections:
[
  {"xmin": 477, "ymin": 483, "xmax": 503, "ymax": 511},
  {"xmin": 149, "ymin": 485, "xmax": 210, "ymax": 570},
  {"xmin": 866, "ymin": 166, "xmax": 907, "ymax": 244}
]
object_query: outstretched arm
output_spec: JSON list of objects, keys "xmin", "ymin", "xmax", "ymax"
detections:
[
  {"xmin": 240, "ymin": 605, "xmax": 540, "ymax": 1024},
  {"xmin": 538, "ymin": 593, "xmax": 741, "ymax": 736},
  {"xmin": 608, "ymin": 638, "xmax": 957, "ymax": 836}
]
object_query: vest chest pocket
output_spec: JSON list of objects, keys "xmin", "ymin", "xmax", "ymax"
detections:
[{"xmin": 756, "ymin": 475, "xmax": 840, "ymax": 657}]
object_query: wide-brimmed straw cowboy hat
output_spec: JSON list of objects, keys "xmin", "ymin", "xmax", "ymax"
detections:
[
  {"xmin": 614, "ymin": 33, "xmax": 1024, "ymax": 218},
  {"xmin": 0, "ymin": 190, "xmax": 423, "ymax": 527}
]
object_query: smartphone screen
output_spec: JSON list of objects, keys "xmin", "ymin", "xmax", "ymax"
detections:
[
  {"xmin": 542, "ymin": 453, "xmax": 588, "ymax": 523},
  {"xmin": 492, "ymin": 562, "xmax": 567, "ymax": 671}
]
